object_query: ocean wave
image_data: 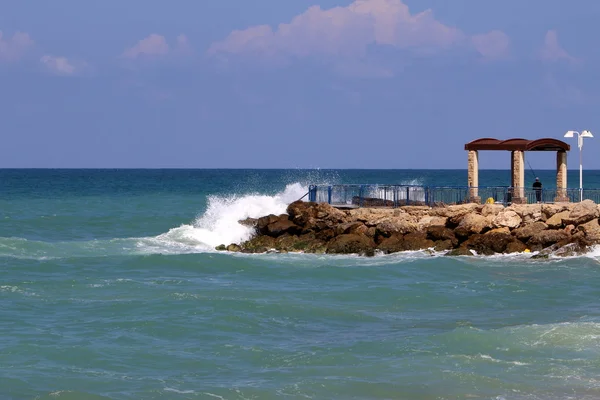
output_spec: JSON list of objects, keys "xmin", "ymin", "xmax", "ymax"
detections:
[{"xmin": 0, "ymin": 183, "xmax": 309, "ymax": 259}]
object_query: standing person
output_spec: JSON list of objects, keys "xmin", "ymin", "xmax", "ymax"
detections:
[{"xmin": 533, "ymin": 177, "xmax": 542, "ymax": 203}]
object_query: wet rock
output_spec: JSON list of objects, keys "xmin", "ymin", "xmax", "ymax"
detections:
[
  {"xmin": 434, "ymin": 239, "xmax": 454, "ymax": 251},
  {"xmin": 265, "ymin": 219, "xmax": 301, "ymax": 237},
  {"xmin": 227, "ymin": 244, "xmax": 242, "ymax": 252},
  {"xmin": 335, "ymin": 222, "xmax": 364, "ymax": 236},
  {"xmin": 470, "ymin": 232, "xmax": 517, "ymax": 255},
  {"xmin": 327, "ymin": 234, "xmax": 376, "ymax": 256},
  {"xmin": 446, "ymin": 247, "xmax": 473, "ymax": 256},
  {"xmin": 275, "ymin": 234, "xmax": 299, "ymax": 251},
  {"xmin": 257, "ymin": 214, "xmax": 284, "ymax": 234},
  {"xmin": 401, "ymin": 232, "xmax": 435, "ymax": 251},
  {"xmin": 238, "ymin": 218, "xmax": 258, "ymax": 228},
  {"xmin": 242, "ymin": 235, "xmax": 277, "ymax": 253},
  {"xmin": 287, "ymin": 200, "xmax": 316, "ymax": 225},
  {"xmin": 215, "ymin": 244, "xmax": 226, "ymax": 251},
  {"xmin": 506, "ymin": 240, "xmax": 527, "ymax": 253},
  {"xmin": 315, "ymin": 228, "xmax": 336, "ymax": 242},
  {"xmin": 512, "ymin": 221, "xmax": 548, "ymax": 241},
  {"xmin": 527, "ymin": 230, "xmax": 570, "ymax": 251},
  {"xmin": 426, "ymin": 226, "xmax": 458, "ymax": 247},
  {"xmin": 293, "ymin": 233, "xmax": 328, "ymax": 253},
  {"xmin": 376, "ymin": 234, "xmax": 405, "ymax": 254}
]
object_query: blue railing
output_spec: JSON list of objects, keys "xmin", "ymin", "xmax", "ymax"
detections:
[{"xmin": 307, "ymin": 185, "xmax": 600, "ymax": 207}]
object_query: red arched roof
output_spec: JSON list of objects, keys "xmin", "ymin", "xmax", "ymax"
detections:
[{"xmin": 464, "ymin": 138, "xmax": 570, "ymax": 152}]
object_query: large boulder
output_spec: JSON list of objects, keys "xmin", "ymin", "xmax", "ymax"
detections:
[
  {"xmin": 455, "ymin": 213, "xmax": 491, "ymax": 237},
  {"xmin": 545, "ymin": 210, "xmax": 570, "ymax": 229},
  {"xmin": 527, "ymin": 229, "xmax": 570, "ymax": 250},
  {"xmin": 242, "ymin": 235, "xmax": 277, "ymax": 253},
  {"xmin": 578, "ymin": 218, "xmax": 600, "ymax": 243},
  {"xmin": 426, "ymin": 225, "xmax": 459, "ymax": 247},
  {"xmin": 257, "ymin": 214, "xmax": 283, "ymax": 234},
  {"xmin": 512, "ymin": 221, "xmax": 548, "ymax": 241},
  {"xmin": 293, "ymin": 233, "xmax": 328, "ymax": 253},
  {"xmin": 376, "ymin": 234, "xmax": 405, "ymax": 254},
  {"xmin": 275, "ymin": 234, "xmax": 299, "ymax": 251},
  {"xmin": 335, "ymin": 222, "xmax": 365, "ymax": 236},
  {"xmin": 532, "ymin": 232, "xmax": 591, "ymax": 258},
  {"xmin": 287, "ymin": 201, "xmax": 316, "ymax": 226},
  {"xmin": 564, "ymin": 200, "xmax": 599, "ymax": 225},
  {"xmin": 431, "ymin": 203, "xmax": 480, "ymax": 225},
  {"xmin": 434, "ymin": 240, "xmax": 455, "ymax": 251},
  {"xmin": 469, "ymin": 232, "xmax": 520, "ymax": 255},
  {"xmin": 445, "ymin": 246, "xmax": 474, "ymax": 256},
  {"xmin": 541, "ymin": 203, "xmax": 574, "ymax": 220},
  {"xmin": 375, "ymin": 215, "xmax": 418, "ymax": 237},
  {"xmin": 401, "ymin": 232, "xmax": 435, "ymax": 251},
  {"xmin": 417, "ymin": 215, "xmax": 448, "ymax": 230},
  {"xmin": 227, "ymin": 244, "xmax": 242, "ymax": 252},
  {"xmin": 480, "ymin": 203, "xmax": 504, "ymax": 217},
  {"xmin": 265, "ymin": 219, "xmax": 301, "ymax": 237},
  {"xmin": 493, "ymin": 210, "xmax": 522, "ymax": 229},
  {"xmin": 315, "ymin": 228, "xmax": 336, "ymax": 242},
  {"xmin": 511, "ymin": 204, "xmax": 543, "ymax": 224},
  {"xmin": 327, "ymin": 234, "xmax": 376, "ymax": 256},
  {"xmin": 506, "ymin": 240, "xmax": 528, "ymax": 253},
  {"xmin": 314, "ymin": 202, "xmax": 347, "ymax": 222}
]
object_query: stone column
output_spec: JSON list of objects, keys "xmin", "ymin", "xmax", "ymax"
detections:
[
  {"xmin": 512, "ymin": 150, "xmax": 526, "ymax": 204},
  {"xmin": 555, "ymin": 150, "xmax": 569, "ymax": 202},
  {"xmin": 467, "ymin": 150, "xmax": 480, "ymax": 203}
]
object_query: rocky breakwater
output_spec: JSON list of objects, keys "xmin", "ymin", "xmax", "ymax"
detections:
[{"xmin": 215, "ymin": 199, "xmax": 600, "ymax": 257}]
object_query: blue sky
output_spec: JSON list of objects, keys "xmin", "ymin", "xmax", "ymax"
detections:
[{"xmin": 2, "ymin": 0, "xmax": 600, "ymax": 169}]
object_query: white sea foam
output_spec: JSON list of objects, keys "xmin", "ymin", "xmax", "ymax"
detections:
[{"xmin": 138, "ymin": 183, "xmax": 309, "ymax": 253}]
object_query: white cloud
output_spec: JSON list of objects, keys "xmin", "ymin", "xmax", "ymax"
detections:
[
  {"xmin": 123, "ymin": 34, "xmax": 169, "ymax": 59},
  {"xmin": 472, "ymin": 30, "xmax": 510, "ymax": 60},
  {"xmin": 209, "ymin": 0, "xmax": 506, "ymax": 63},
  {"xmin": 40, "ymin": 55, "xmax": 84, "ymax": 75},
  {"xmin": 0, "ymin": 30, "xmax": 34, "ymax": 62},
  {"xmin": 539, "ymin": 30, "xmax": 578, "ymax": 64},
  {"xmin": 123, "ymin": 33, "xmax": 192, "ymax": 60}
]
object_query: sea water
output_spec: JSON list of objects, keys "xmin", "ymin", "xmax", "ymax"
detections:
[{"xmin": 2, "ymin": 169, "xmax": 600, "ymax": 400}]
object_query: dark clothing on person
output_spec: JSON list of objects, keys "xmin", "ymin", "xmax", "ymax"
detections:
[{"xmin": 533, "ymin": 180, "xmax": 542, "ymax": 203}]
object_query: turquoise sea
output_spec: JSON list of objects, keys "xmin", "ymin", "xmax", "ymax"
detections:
[{"xmin": 3, "ymin": 169, "xmax": 600, "ymax": 400}]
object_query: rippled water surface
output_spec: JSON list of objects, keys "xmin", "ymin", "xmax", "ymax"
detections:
[{"xmin": 3, "ymin": 169, "xmax": 600, "ymax": 400}]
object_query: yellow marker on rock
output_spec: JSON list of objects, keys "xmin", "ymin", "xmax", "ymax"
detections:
[{"xmin": 486, "ymin": 197, "xmax": 495, "ymax": 204}]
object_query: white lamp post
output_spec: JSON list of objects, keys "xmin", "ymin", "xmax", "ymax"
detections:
[{"xmin": 564, "ymin": 130, "xmax": 594, "ymax": 202}]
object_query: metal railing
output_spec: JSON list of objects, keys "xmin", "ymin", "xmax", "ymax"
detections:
[{"xmin": 307, "ymin": 185, "xmax": 600, "ymax": 208}]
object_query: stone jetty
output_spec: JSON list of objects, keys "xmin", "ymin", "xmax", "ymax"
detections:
[{"xmin": 216, "ymin": 200, "xmax": 600, "ymax": 257}]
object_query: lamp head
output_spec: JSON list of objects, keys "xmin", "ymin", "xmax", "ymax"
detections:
[
  {"xmin": 581, "ymin": 130, "xmax": 594, "ymax": 138},
  {"xmin": 564, "ymin": 130, "xmax": 577, "ymax": 138}
]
